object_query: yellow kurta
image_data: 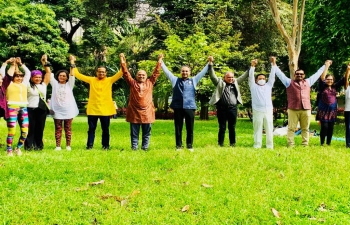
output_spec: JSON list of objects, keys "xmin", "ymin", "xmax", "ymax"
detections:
[{"xmin": 73, "ymin": 68, "xmax": 122, "ymax": 116}]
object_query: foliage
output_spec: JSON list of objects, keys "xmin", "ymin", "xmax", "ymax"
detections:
[
  {"xmin": 0, "ymin": 117, "xmax": 350, "ymax": 224},
  {"xmin": 0, "ymin": 2, "xmax": 69, "ymax": 68},
  {"xmin": 303, "ymin": 0, "xmax": 350, "ymax": 77}
]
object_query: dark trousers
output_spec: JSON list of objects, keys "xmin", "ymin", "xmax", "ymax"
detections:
[
  {"xmin": 217, "ymin": 106, "xmax": 237, "ymax": 145},
  {"xmin": 345, "ymin": 112, "xmax": 350, "ymax": 147},
  {"xmin": 25, "ymin": 107, "xmax": 47, "ymax": 150},
  {"xmin": 320, "ymin": 121, "xmax": 335, "ymax": 145},
  {"xmin": 130, "ymin": 123, "xmax": 151, "ymax": 149},
  {"xmin": 173, "ymin": 108, "xmax": 195, "ymax": 148},
  {"xmin": 87, "ymin": 115, "xmax": 110, "ymax": 148}
]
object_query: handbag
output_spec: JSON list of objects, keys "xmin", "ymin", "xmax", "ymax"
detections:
[{"xmin": 35, "ymin": 85, "xmax": 51, "ymax": 114}]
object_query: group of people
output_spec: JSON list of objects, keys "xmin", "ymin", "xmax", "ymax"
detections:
[
  {"xmin": 0, "ymin": 55, "xmax": 78, "ymax": 156},
  {"xmin": 1, "ymin": 53, "xmax": 349, "ymax": 156}
]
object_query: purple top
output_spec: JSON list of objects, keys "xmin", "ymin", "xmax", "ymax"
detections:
[{"xmin": 0, "ymin": 74, "xmax": 11, "ymax": 119}]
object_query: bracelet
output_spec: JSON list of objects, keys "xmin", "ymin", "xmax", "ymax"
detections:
[{"xmin": 70, "ymin": 64, "xmax": 76, "ymax": 68}]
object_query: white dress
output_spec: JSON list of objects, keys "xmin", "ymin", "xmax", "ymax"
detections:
[{"xmin": 49, "ymin": 73, "xmax": 79, "ymax": 119}]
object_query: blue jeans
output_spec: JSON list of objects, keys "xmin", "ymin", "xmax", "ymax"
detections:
[
  {"xmin": 130, "ymin": 123, "xmax": 152, "ymax": 149},
  {"xmin": 87, "ymin": 115, "xmax": 110, "ymax": 148}
]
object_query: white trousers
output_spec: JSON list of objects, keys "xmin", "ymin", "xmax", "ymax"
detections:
[{"xmin": 253, "ymin": 109, "xmax": 274, "ymax": 149}]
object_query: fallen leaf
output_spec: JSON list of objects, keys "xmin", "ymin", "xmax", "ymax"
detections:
[
  {"xmin": 120, "ymin": 199, "xmax": 128, "ymax": 207},
  {"xmin": 89, "ymin": 180, "xmax": 105, "ymax": 186},
  {"xmin": 271, "ymin": 208, "xmax": 281, "ymax": 218},
  {"xmin": 99, "ymin": 194, "xmax": 123, "ymax": 202},
  {"xmin": 76, "ymin": 187, "xmax": 89, "ymax": 192},
  {"xmin": 318, "ymin": 203, "xmax": 327, "ymax": 212},
  {"xmin": 130, "ymin": 190, "xmax": 140, "ymax": 198},
  {"xmin": 295, "ymin": 210, "xmax": 300, "ymax": 215},
  {"xmin": 202, "ymin": 183, "xmax": 213, "ymax": 188},
  {"xmin": 181, "ymin": 205, "xmax": 190, "ymax": 212},
  {"xmin": 309, "ymin": 217, "xmax": 317, "ymax": 221}
]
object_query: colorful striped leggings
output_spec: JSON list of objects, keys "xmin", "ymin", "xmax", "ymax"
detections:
[
  {"xmin": 54, "ymin": 118, "xmax": 73, "ymax": 147},
  {"xmin": 7, "ymin": 106, "xmax": 29, "ymax": 152}
]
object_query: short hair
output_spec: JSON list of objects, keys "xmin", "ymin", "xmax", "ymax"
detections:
[
  {"xmin": 55, "ymin": 70, "xmax": 70, "ymax": 83},
  {"xmin": 181, "ymin": 65, "xmax": 191, "ymax": 72},
  {"xmin": 255, "ymin": 74, "xmax": 266, "ymax": 79},
  {"xmin": 96, "ymin": 66, "xmax": 107, "ymax": 72},
  {"xmin": 295, "ymin": 69, "xmax": 304, "ymax": 74}
]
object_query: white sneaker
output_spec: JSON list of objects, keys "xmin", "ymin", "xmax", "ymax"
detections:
[
  {"xmin": 188, "ymin": 148, "xmax": 194, "ymax": 152},
  {"xmin": 7, "ymin": 151, "xmax": 13, "ymax": 157},
  {"xmin": 14, "ymin": 148, "xmax": 22, "ymax": 156},
  {"xmin": 66, "ymin": 146, "xmax": 71, "ymax": 151},
  {"xmin": 55, "ymin": 147, "xmax": 62, "ymax": 151}
]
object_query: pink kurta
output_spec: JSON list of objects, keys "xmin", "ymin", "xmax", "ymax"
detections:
[{"xmin": 121, "ymin": 62, "xmax": 161, "ymax": 123}]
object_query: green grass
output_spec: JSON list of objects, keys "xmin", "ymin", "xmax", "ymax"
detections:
[{"xmin": 0, "ymin": 116, "xmax": 350, "ymax": 224}]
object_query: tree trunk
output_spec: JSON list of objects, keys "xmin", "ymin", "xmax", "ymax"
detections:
[
  {"xmin": 268, "ymin": 0, "xmax": 305, "ymax": 78},
  {"xmin": 199, "ymin": 99, "xmax": 209, "ymax": 120}
]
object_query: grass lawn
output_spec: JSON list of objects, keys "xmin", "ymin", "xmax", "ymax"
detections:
[{"xmin": 0, "ymin": 116, "xmax": 349, "ymax": 224}]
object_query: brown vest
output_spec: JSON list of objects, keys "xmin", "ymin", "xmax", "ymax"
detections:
[{"xmin": 286, "ymin": 80, "xmax": 311, "ymax": 110}]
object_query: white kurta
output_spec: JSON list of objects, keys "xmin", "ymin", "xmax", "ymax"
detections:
[{"xmin": 49, "ymin": 73, "xmax": 79, "ymax": 119}]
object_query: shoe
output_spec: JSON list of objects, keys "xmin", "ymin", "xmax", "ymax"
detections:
[
  {"xmin": 86, "ymin": 146, "xmax": 93, "ymax": 150},
  {"xmin": 141, "ymin": 147, "xmax": 148, "ymax": 151},
  {"xmin": 102, "ymin": 146, "xmax": 110, "ymax": 150},
  {"xmin": 14, "ymin": 148, "xmax": 22, "ymax": 156},
  {"xmin": 187, "ymin": 144, "xmax": 194, "ymax": 152},
  {"xmin": 218, "ymin": 143, "xmax": 224, "ymax": 147},
  {"xmin": 7, "ymin": 151, "xmax": 13, "ymax": 157},
  {"xmin": 66, "ymin": 146, "xmax": 71, "ymax": 151},
  {"xmin": 175, "ymin": 146, "xmax": 183, "ymax": 151},
  {"xmin": 230, "ymin": 143, "xmax": 236, "ymax": 147},
  {"xmin": 132, "ymin": 147, "xmax": 138, "ymax": 151},
  {"xmin": 55, "ymin": 146, "xmax": 62, "ymax": 151}
]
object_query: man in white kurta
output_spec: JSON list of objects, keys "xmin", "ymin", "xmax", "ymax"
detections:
[{"xmin": 248, "ymin": 57, "xmax": 276, "ymax": 149}]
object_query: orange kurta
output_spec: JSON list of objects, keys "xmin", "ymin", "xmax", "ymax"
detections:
[{"xmin": 121, "ymin": 62, "xmax": 161, "ymax": 123}]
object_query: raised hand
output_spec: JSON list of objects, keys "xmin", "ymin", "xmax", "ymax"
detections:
[
  {"xmin": 119, "ymin": 53, "xmax": 126, "ymax": 63},
  {"xmin": 69, "ymin": 55, "xmax": 76, "ymax": 64},
  {"xmin": 251, "ymin": 59, "xmax": 258, "ymax": 67},
  {"xmin": 270, "ymin": 56, "xmax": 276, "ymax": 65},
  {"xmin": 158, "ymin": 53, "xmax": 164, "ymax": 62},
  {"xmin": 16, "ymin": 57, "xmax": 22, "ymax": 66}
]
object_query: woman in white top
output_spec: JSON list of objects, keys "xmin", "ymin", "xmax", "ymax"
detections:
[
  {"xmin": 343, "ymin": 63, "xmax": 350, "ymax": 148},
  {"xmin": 49, "ymin": 66, "xmax": 79, "ymax": 150},
  {"xmin": 24, "ymin": 55, "xmax": 51, "ymax": 150}
]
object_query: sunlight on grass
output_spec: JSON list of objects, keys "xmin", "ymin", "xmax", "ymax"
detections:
[{"xmin": 0, "ymin": 116, "xmax": 349, "ymax": 224}]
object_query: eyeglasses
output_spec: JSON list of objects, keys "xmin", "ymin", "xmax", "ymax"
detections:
[{"xmin": 295, "ymin": 73, "xmax": 304, "ymax": 75}]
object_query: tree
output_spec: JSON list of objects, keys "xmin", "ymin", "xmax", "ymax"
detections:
[
  {"xmin": 0, "ymin": 2, "xmax": 69, "ymax": 68},
  {"xmin": 303, "ymin": 0, "xmax": 350, "ymax": 76},
  {"xmin": 267, "ymin": 0, "xmax": 305, "ymax": 79},
  {"xmin": 34, "ymin": 0, "xmax": 139, "ymax": 48}
]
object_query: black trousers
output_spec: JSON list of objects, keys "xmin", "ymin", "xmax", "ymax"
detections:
[
  {"xmin": 345, "ymin": 112, "xmax": 350, "ymax": 147},
  {"xmin": 173, "ymin": 108, "xmax": 195, "ymax": 148},
  {"xmin": 216, "ymin": 106, "xmax": 237, "ymax": 145},
  {"xmin": 320, "ymin": 121, "xmax": 335, "ymax": 145},
  {"xmin": 87, "ymin": 115, "xmax": 110, "ymax": 148},
  {"xmin": 25, "ymin": 107, "xmax": 47, "ymax": 150}
]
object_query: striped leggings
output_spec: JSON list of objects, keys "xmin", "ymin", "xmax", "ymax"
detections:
[
  {"xmin": 7, "ymin": 106, "xmax": 29, "ymax": 152},
  {"xmin": 54, "ymin": 118, "xmax": 73, "ymax": 147}
]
